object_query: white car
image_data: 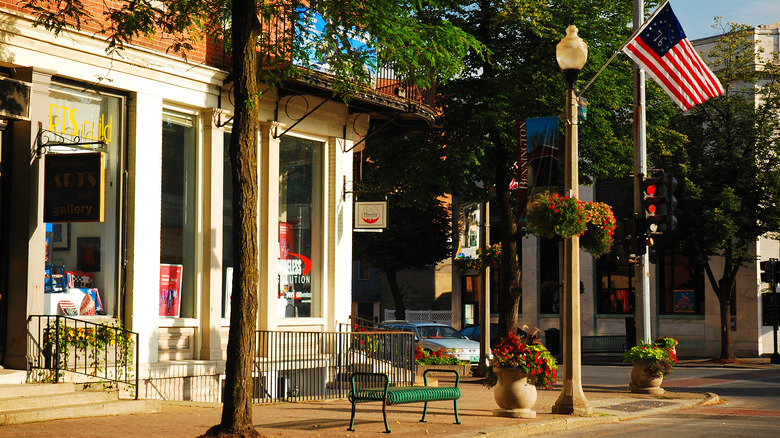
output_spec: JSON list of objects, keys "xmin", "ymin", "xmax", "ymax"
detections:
[{"xmin": 382, "ymin": 321, "xmax": 481, "ymax": 363}]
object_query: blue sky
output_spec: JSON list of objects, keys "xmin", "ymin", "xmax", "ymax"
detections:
[{"xmin": 669, "ymin": 0, "xmax": 780, "ymax": 40}]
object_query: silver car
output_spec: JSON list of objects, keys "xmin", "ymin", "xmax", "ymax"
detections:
[{"xmin": 382, "ymin": 321, "xmax": 480, "ymax": 363}]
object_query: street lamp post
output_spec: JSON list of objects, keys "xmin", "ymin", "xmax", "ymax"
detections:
[{"xmin": 551, "ymin": 24, "xmax": 593, "ymax": 416}]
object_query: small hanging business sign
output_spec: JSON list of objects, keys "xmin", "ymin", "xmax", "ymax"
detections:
[
  {"xmin": 354, "ymin": 201, "xmax": 387, "ymax": 231},
  {"xmin": 43, "ymin": 152, "xmax": 105, "ymax": 222}
]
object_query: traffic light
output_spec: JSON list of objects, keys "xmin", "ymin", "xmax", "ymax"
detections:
[
  {"xmin": 761, "ymin": 260, "xmax": 777, "ymax": 284},
  {"xmin": 642, "ymin": 174, "xmax": 665, "ymax": 234},
  {"xmin": 642, "ymin": 172, "xmax": 678, "ymax": 234},
  {"xmin": 662, "ymin": 173, "xmax": 678, "ymax": 231}
]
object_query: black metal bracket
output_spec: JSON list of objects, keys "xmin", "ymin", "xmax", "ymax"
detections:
[{"xmin": 35, "ymin": 122, "xmax": 106, "ymax": 158}]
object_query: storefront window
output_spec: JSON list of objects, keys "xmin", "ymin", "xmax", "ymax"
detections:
[
  {"xmin": 659, "ymin": 248, "xmax": 704, "ymax": 315},
  {"xmin": 278, "ymin": 136, "xmax": 322, "ymax": 318},
  {"xmin": 222, "ymin": 130, "xmax": 233, "ymax": 318},
  {"xmin": 43, "ymin": 83, "xmax": 123, "ymax": 317},
  {"xmin": 596, "ymin": 258, "xmax": 635, "ymax": 314},
  {"xmin": 160, "ymin": 110, "xmax": 198, "ymax": 318}
]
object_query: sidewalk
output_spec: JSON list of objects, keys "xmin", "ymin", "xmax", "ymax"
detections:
[{"xmin": 0, "ymin": 357, "xmax": 771, "ymax": 438}]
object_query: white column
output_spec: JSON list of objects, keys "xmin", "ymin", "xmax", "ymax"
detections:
[{"xmin": 125, "ymin": 92, "xmax": 163, "ymax": 368}]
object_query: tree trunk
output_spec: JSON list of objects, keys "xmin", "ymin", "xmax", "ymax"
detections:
[
  {"xmin": 705, "ymin": 262, "xmax": 736, "ymax": 360},
  {"xmin": 203, "ymin": 0, "xmax": 261, "ymax": 436},
  {"xmin": 386, "ymin": 269, "xmax": 406, "ymax": 321},
  {"xmin": 494, "ymin": 149, "xmax": 522, "ymax": 340}
]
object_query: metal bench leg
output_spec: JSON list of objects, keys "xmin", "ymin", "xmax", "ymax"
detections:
[
  {"xmin": 348, "ymin": 400, "xmax": 357, "ymax": 431},
  {"xmin": 453, "ymin": 399, "xmax": 461, "ymax": 424},
  {"xmin": 420, "ymin": 401, "xmax": 429, "ymax": 423},
  {"xmin": 383, "ymin": 401, "xmax": 391, "ymax": 433}
]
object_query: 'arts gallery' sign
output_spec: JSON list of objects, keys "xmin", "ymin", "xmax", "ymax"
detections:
[{"xmin": 44, "ymin": 152, "xmax": 105, "ymax": 222}]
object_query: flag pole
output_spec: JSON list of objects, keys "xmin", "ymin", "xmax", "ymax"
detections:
[{"xmin": 633, "ymin": 0, "xmax": 653, "ymax": 345}]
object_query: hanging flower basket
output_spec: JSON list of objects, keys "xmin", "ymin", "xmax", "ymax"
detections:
[
  {"xmin": 526, "ymin": 193, "xmax": 617, "ymax": 258},
  {"xmin": 526, "ymin": 194, "xmax": 587, "ymax": 240},
  {"xmin": 580, "ymin": 201, "xmax": 617, "ymax": 257}
]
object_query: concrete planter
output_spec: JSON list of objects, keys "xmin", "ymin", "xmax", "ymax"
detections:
[{"xmin": 415, "ymin": 364, "xmax": 472, "ymax": 377}]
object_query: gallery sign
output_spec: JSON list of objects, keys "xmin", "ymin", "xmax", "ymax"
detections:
[
  {"xmin": 43, "ymin": 152, "xmax": 105, "ymax": 222},
  {"xmin": 354, "ymin": 201, "xmax": 387, "ymax": 231}
]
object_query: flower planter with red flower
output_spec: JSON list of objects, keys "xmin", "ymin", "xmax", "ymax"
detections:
[
  {"xmin": 622, "ymin": 337, "xmax": 678, "ymax": 394},
  {"xmin": 483, "ymin": 330, "xmax": 558, "ymax": 418}
]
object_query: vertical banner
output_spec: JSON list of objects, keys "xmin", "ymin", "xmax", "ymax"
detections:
[
  {"xmin": 515, "ymin": 119, "xmax": 528, "ymax": 226},
  {"xmin": 159, "ymin": 264, "xmax": 183, "ymax": 317}
]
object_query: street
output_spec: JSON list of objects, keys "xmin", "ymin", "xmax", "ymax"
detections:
[{"xmin": 558, "ymin": 364, "xmax": 780, "ymax": 437}]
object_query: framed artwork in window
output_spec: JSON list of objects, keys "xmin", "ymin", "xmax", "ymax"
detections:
[
  {"xmin": 77, "ymin": 237, "xmax": 100, "ymax": 272},
  {"xmin": 51, "ymin": 223, "xmax": 71, "ymax": 251},
  {"xmin": 673, "ymin": 290, "xmax": 695, "ymax": 313}
]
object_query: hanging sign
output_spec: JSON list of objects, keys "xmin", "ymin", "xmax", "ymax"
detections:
[
  {"xmin": 43, "ymin": 152, "xmax": 105, "ymax": 222},
  {"xmin": 354, "ymin": 201, "xmax": 387, "ymax": 231}
]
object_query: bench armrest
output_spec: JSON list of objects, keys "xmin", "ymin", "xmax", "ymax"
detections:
[
  {"xmin": 422, "ymin": 368, "xmax": 460, "ymax": 388},
  {"xmin": 350, "ymin": 372, "xmax": 390, "ymax": 400}
]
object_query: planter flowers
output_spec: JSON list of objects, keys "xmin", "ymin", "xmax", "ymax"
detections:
[
  {"xmin": 454, "ymin": 243, "xmax": 501, "ymax": 276},
  {"xmin": 526, "ymin": 193, "xmax": 587, "ymax": 240},
  {"xmin": 526, "ymin": 193, "xmax": 617, "ymax": 258},
  {"xmin": 580, "ymin": 201, "xmax": 617, "ymax": 257},
  {"xmin": 623, "ymin": 336, "xmax": 678, "ymax": 394},
  {"xmin": 484, "ymin": 328, "xmax": 558, "ymax": 418}
]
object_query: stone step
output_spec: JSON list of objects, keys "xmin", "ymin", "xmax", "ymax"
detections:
[
  {"xmin": 0, "ymin": 382, "xmax": 77, "ymax": 398},
  {"xmin": 0, "ymin": 399, "xmax": 161, "ymax": 425},
  {"xmin": 0, "ymin": 386, "xmax": 118, "ymax": 411}
]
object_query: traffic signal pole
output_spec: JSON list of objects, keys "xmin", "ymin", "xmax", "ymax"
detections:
[{"xmin": 633, "ymin": 0, "xmax": 652, "ymax": 345}]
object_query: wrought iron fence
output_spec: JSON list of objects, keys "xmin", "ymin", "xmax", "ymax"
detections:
[
  {"xmin": 26, "ymin": 315, "xmax": 138, "ymax": 398},
  {"xmin": 383, "ymin": 309, "xmax": 453, "ymax": 324},
  {"xmin": 251, "ymin": 329, "xmax": 414, "ymax": 404}
]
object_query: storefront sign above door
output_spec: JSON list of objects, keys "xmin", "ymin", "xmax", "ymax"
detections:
[{"xmin": 43, "ymin": 152, "xmax": 105, "ymax": 222}]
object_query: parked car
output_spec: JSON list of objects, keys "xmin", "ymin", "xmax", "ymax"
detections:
[{"xmin": 381, "ymin": 320, "xmax": 481, "ymax": 363}]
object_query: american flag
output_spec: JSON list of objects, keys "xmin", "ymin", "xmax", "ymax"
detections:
[{"xmin": 622, "ymin": 1, "xmax": 724, "ymax": 111}]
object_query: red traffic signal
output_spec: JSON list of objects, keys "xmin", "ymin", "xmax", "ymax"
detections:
[{"xmin": 642, "ymin": 175, "xmax": 665, "ymax": 232}]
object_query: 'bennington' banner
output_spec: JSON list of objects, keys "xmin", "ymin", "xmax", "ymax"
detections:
[{"xmin": 44, "ymin": 152, "xmax": 105, "ymax": 223}]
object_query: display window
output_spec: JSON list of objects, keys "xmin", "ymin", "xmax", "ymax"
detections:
[
  {"xmin": 43, "ymin": 83, "xmax": 124, "ymax": 317},
  {"xmin": 278, "ymin": 136, "xmax": 322, "ymax": 318},
  {"xmin": 160, "ymin": 110, "xmax": 198, "ymax": 318}
]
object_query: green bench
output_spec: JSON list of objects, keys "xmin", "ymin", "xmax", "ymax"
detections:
[{"xmin": 348, "ymin": 369, "xmax": 462, "ymax": 433}]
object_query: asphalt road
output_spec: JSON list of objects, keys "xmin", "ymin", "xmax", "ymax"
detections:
[{"xmin": 556, "ymin": 365, "xmax": 780, "ymax": 437}]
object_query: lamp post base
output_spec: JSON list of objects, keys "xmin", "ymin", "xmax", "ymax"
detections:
[
  {"xmin": 771, "ymin": 352, "xmax": 780, "ymax": 365},
  {"xmin": 551, "ymin": 382, "xmax": 593, "ymax": 416}
]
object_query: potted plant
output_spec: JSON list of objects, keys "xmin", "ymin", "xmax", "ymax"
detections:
[
  {"xmin": 414, "ymin": 346, "xmax": 472, "ymax": 376},
  {"xmin": 622, "ymin": 337, "xmax": 678, "ymax": 394},
  {"xmin": 483, "ymin": 328, "xmax": 558, "ymax": 418}
]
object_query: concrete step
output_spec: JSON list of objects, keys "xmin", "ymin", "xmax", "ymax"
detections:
[
  {"xmin": 0, "ymin": 399, "xmax": 161, "ymax": 425},
  {"xmin": 0, "ymin": 369, "xmax": 27, "ymax": 385},
  {"xmin": 0, "ymin": 382, "xmax": 78, "ymax": 399},
  {"xmin": 0, "ymin": 382, "xmax": 161, "ymax": 425},
  {"xmin": 0, "ymin": 387, "xmax": 117, "ymax": 411}
]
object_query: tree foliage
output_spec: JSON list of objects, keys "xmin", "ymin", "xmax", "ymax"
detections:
[
  {"xmin": 20, "ymin": 1, "xmax": 483, "ymax": 436},
  {"xmin": 436, "ymin": 0, "xmax": 670, "ymax": 338},
  {"xmin": 353, "ymin": 131, "xmax": 453, "ymax": 320},
  {"xmin": 664, "ymin": 20, "xmax": 780, "ymax": 359}
]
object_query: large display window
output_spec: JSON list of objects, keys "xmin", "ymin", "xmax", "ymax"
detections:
[
  {"xmin": 160, "ymin": 110, "xmax": 198, "ymax": 319},
  {"xmin": 43, "ymin": 83, "xmax": 124, "ymax": 317},
  {"xmin": 278, "ymin": 136, "xmax": 322, "ymax": 318}
]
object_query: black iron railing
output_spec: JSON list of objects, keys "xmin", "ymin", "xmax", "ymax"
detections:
[
  {"xmin": 252, "ymin": 329, "xmax": 414, "ymax": 404},
  {"xmin": 26, "ymin": 315, "xmax": 139, "ymax": 398}
]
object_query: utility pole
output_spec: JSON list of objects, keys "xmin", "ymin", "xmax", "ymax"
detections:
[{"xmin": 633, "ymin": 0, "xmax": 652, "ymax": 344}]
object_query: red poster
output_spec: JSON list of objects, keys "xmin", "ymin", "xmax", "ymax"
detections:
[{"xmin": 159, "ymin": 264, "xmax": 183, "ymax": 317}]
